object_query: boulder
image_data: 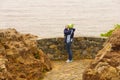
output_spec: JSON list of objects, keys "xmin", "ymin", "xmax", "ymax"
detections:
[
  {"xmin": 83, "ymin": 29, "xmax": 120, "ymax": 80},
  {"xmin": 0, "ymin": 28, "xmax": 52, "ymax": 80}
]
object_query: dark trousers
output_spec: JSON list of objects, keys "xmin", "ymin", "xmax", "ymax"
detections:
[{"xmin": 66, "ymin": 42, "xmax": 72, "ymax": 60}]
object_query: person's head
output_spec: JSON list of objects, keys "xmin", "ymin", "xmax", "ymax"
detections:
[{"xmin": 68, "ymin": 24, "xmax": 74, "ymax": 29}]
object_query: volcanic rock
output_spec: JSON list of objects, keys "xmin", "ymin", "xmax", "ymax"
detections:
[
  {"xmin": 83, "ymin": 29, "xmax": 120, "ymax": 80},
  {"xmin": 0, "ymin": 28, "xmax": 52, "ymax": 80}
]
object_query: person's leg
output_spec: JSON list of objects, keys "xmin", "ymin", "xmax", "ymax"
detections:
[{"xmin": 66, "ymin": 42, "xmax": 72, "ymax": 61}]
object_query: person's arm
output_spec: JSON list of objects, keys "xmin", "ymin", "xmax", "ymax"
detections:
[{"xmin": 64, "ymin": 28, "xmax": 71, "ymax": 35}]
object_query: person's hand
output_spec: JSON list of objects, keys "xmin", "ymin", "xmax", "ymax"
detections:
[{"xmin": 65, "ymin": 25, "xmax": 69, "ymax": 29}]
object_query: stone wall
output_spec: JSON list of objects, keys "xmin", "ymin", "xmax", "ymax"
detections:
[{"xmin": 37, "ymin": 37, "xmax": 106, "ymax": 60}]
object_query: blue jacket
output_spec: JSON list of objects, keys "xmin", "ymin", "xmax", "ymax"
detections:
[{"xmin": 64, "ymin": 28, "xmax": 75, "ymax": 43}]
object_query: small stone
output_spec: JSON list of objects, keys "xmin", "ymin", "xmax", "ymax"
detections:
[{"xmin": 49, "ymin": 45, "xmax": 57, "ymax": 49}]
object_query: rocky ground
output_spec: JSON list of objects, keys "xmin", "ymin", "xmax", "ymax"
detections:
[
  {"xmin": 83, "ymin": 28, "xmax": 120, "ymax": 80},
  {"xmin": 0, "ymin": 28, "xmax": 52, "ymax": 80},
  {"xmin": 43, "ymin": 59, "xmax": 92, "ymax": 80},
  {"xmin": 1, "ymin": 28, "xmax": 120, "ymax": 80}
]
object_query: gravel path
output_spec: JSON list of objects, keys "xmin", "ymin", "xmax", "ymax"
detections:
[{"xmin": 43, "ymin": 59, "xmax": 92, "ymax": 80}]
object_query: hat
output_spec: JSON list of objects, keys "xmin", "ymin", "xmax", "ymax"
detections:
[{"xmin": 68, "ymin": 24, "xmax": 74, "ymax": 28}]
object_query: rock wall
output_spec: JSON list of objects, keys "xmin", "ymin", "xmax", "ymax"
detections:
[
  {"xmin": 0, "ymin": 28, "xmax": 52, "ymax": 80},
  {"xmin": 83, "ymin": 29, "xmax": 120, "ymax": 80},
  {"xmin": 37, "ymin": 37, "xmax": 106, "ymax": 60}
]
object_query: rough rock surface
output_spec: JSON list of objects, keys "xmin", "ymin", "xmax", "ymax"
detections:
[
  {"xmin": 83, "ymin": 29, "xmax": 120, "ymax": 80},
  {"xmin": 0, "ymin": 28, "xmax": 52, "ymax": 80}
]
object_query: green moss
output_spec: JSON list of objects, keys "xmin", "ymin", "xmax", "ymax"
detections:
[{"xmin": 101, "ymin": 24, "xmax": 120, "ymax": 37}]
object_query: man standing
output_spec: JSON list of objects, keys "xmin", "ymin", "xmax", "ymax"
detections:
[{"xmin": 64, "ymin": 24, "xmax": 75, "ymax": 62}]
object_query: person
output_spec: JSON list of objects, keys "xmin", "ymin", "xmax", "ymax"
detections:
[{"xmin": 64, "ymin": 24, "xmax": 75, "ymax": 62}]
